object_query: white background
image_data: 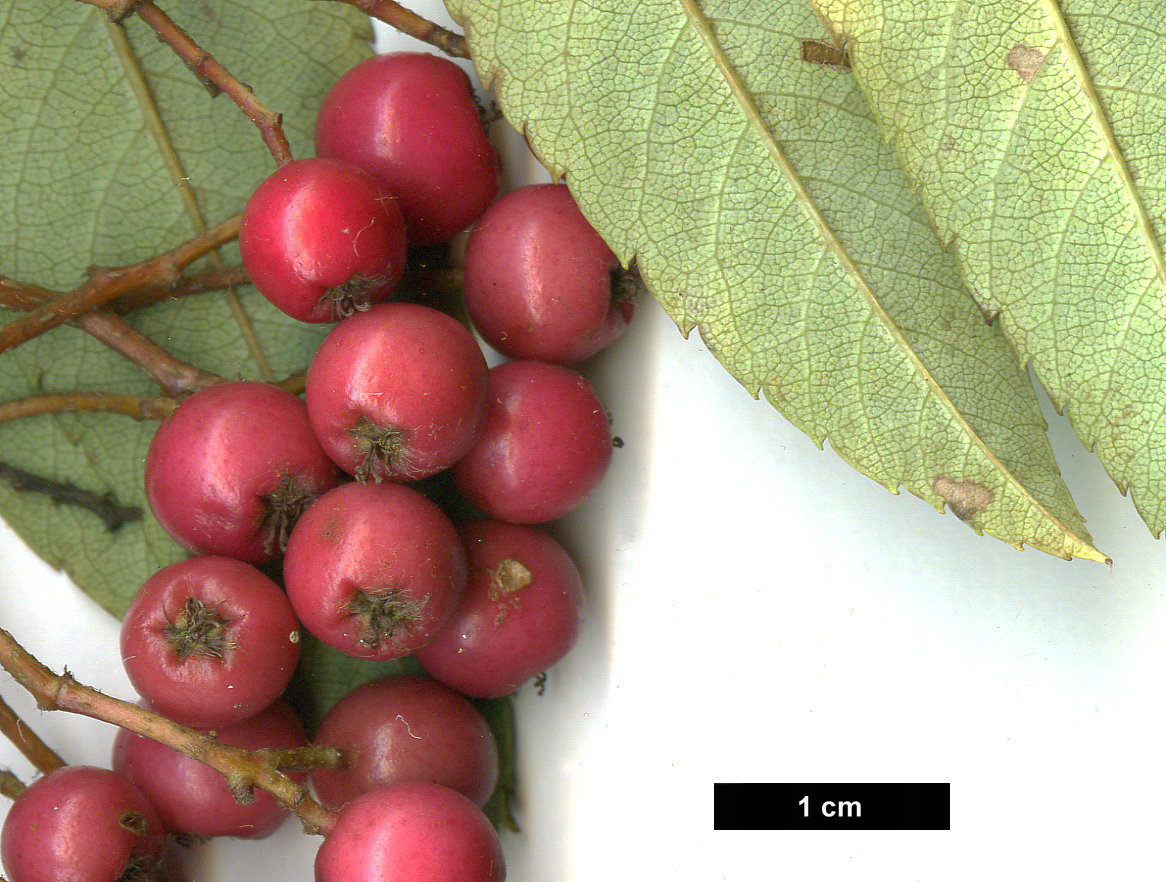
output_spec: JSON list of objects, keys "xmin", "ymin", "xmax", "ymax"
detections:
[{"xmin": 2, "ymin": 4, "xmax": 1164, "ymax": 881}]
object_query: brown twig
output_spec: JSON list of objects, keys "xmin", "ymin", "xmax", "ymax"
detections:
[
  {"xmin": 1, "ymin": 264, "xmax": 251, "ymax": 317},
  {"xmin": 0, "ymin": 279, "xmax": 52, "ymax": 312},
  {"xmin": 333, "ymin": 0, "xmax": 469, "ymax": 57},
  {"xmin": 0, "ymin": 266, "xmax": 254, "ymax": 316},
  {"xmin": 0, "ymin": 391, "xmax": 177, "ymax": 424},
  {"xmin": 74, "ymin": 312, "xmax": 223, "ymax": 397},
  {"xmin": 112, "ymin": 265, "xmax": 251, "ymax": 313},
  {"xmin": 0, "ymin": 214, "xmax": 241, "ymax": 355},
  {"xmin": 75, "ymin": 0, "xmax": 293, "ymax": 164},
  {"xmin": 0, "ymin": 769, "xmax": 26, "ymax": 800},
  {"xmin": 0, "ymin": 283, "xmax": 226, "ymax": 397},
  {"xmin": 273, "ymin": 369, "xmax": 307, "ymax": 397},
  {"xmin": 0, "ymin": 626, "xmax": 341, "ymax": 836},
  {"xmin": 0, "ymin": 694, "xmax": 66, "ymax": 775}
]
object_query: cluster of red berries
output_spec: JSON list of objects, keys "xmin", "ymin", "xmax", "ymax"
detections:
[{"xmin": 0, "ymin": 51, "xmax": 634, "ymax": 882}]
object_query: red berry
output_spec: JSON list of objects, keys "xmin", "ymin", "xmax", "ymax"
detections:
[
  {"xmin": 282, "ymin": 481, "xmax": 467, "ymax": 660},
  {"xmin": 112, "ymin": 700, "xmax": 307, "ymax": 840},
  {"xmin": 314, "ymin": 782, "xmax": 506, "ymax": 882},
  {"xmin": 0, "ymin": 766, "xmax": 166, "ymax": 882},
  {"xmin": 144, "ymin": 380, "xmax": 341, "ymax": 563},
  {"xmin": 239, "ymin": 157, "xmax": 408, "ymax": 323},
  {"xmin": 453, "ymin": 360, "xmax": 613, "ymax": 523},
  {"xmin": 310, "ymin": 675, "xmax": 498, "ymax": 810},
  {"xmin": 314, "ymin": 52, "xmax": 500, "ymax": 245},
  {"xmin": 415, "ymin": 520, "xmax": 585, "ymax": 698},
  {"xmin": 119, "ymin": 556, "xmax": 301, "ymax": 729},
  {"xmin": 463, "ymin": 183, "xmax": 636, "ymax": 363},
  {"xmin": 305, "ymin": 303, "xmax": 489, "ymax": 482}
]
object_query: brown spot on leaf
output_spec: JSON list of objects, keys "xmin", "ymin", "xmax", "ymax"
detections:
[
  {"xmin": 1005, "ymin": 44, "xmax": 1045, "ymax": 83},
  {"xmin": 932, "ymin": 476, "xmax": 994, "ymax": 521},
  {"xmin": 800, "ymin": 39, "xmax": 851, "ymax": 71}
]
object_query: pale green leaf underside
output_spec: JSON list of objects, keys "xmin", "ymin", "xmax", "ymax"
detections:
[
  {"xmin": 812, "ymin": 0, "xmax": 1166, "ymax": 535},
  {"xmin": 448, "ymin": 0, "xmax": 1106, "ymax": 561},
  {"xmin": 0, "ymin": 1, "xmax": 372, "ymax": 617}
]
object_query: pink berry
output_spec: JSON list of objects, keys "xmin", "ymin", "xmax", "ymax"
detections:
[
  {"xmin": 239, "ymin": 157, "xmax": 408, "ymax": 323},
  {"xmin": 315, "ymin": 782, "xmax": 506, "ymax": 882},
  {"xmin": 144, "ymin": 380, "xmax": 341, "ymax": 563},
  {"xmin": 305, "ymin": 302, "xmax": 489, "ymax": 482},
  {"xmin": 112, "ymin": 700, "xmax": 307, "ymax": 840},
  {"xmin": 310, "ymin": 675, "xmax": 499, "ymax": 810},
  {"xmin": 119, "ymin": 556, "xmax": 302, "ymax": 730},
  {"xmin": 282, "ymin": 481, "xmax": 467, "ymax": 660},
  {"xmin": 453, "ymin": 360, "xmax": 613, "ymax": 523},
  {"xmin": 314, "ymin": 52, "xmax": 500, "ymax": 245},
  {"xmin": 463, "ymin": 183, "xmax": 636, "ymax": 364},
  {"xmin": 415, "ymin": 520, "xmax": 585, "ymax": 698},
  {"xmin": 0, "ymin": 765, "xmax": 166, "ymax": 882}
]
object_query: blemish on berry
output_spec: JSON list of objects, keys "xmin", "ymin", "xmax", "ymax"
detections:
[
  {"xmin": 492, "ymin": 559, "xmax": 532, "ymax": 595},
  {"xmin": 118, "ymin": 810, "xmax": 149, "ymax": 837},
  {"xmin": 488, "ymin": 558, "xmax": 531, "ymax": 627}
]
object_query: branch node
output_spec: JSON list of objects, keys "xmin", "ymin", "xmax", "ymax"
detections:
[
  {"xmin": 187, "ymin": 54, "xmax": 222, "ymax": 97},
  {"xmin": 39, "ymin": 668, "xmax": 73, "ymax": 713},
  {"xmin": 105, "ymin": 0, "xmax": 147, "ymax": 23}
]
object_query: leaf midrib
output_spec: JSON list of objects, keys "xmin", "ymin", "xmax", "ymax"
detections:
[
  {"xmin": 1040, "ymin": 0, "xmax": 1166, "ymax": 296},
  {"xmin": 679, "ymin": 0, "xmax": 1104, "ymax": 561},
  {"xmin": 105, "ymin": 16, "xmax": 273, "ymax": 382}
]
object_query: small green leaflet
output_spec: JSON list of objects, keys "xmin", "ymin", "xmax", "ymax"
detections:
[{"xmin": 446, "ymin": 0, "xmax": 1107, "ymax": 561}]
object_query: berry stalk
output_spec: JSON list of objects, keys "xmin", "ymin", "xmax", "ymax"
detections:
[
  {"xmin": 0, "ymin": 625, "xmax": 342, "ymax": 836},
  {"xmin": 0, "ymin": 694, "xmax": 66, "ymax": 776}
]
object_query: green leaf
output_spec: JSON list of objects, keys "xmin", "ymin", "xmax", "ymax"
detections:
[
  {"xmin": 0, "ymin": 0, "xmax": 373, "ymax": 618},
  {"xmin": 287, "ymin": 634, "xmax": 425, "ymax": 735},
  {"xmin": 810, "ymin": 0, "xmax": 1166, "ymax": 535},
  {"xmin": 446, "ymin": 0, "xmax": 1107, "ymax": 561}
]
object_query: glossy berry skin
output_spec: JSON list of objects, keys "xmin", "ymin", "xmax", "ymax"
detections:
[
  {"xmin": 315, "ymin": 782, "xmax": 505, "ymax": 882},
  {"xmin": 315, "ymin": 52, "xmax": 500, "ymax": 245},
  {"xmin": 120, "ymin": 556, "xmax": 302, "ymax": 730},
  {"xmin": 282, "ymin": 481, "xmax": 467, "ymax": 660},
  {"xmin": 305, "ymin": 303, "xmax": 489, "ymax": 482},
  {"xmin": 0, "ymin": 765, "xmax": 166, "ymax": 882},
  {"xmin": 311, "ymin": 675, "xmax": 498, "ymax": 810},
  {"xmin": 415, "ymin": 520, "xmax": 585, "ymax": 698},
  {"xmin": 144, "ymin": 381, "xmax": 342, "ymax": 564},
  {"xmin": 453, "ymin": 360, "xmax": 613, "ymax": 523},
  {"xmin": 112, "ymin": 700, "xmax": 307, "ymax": 840},
  {"xmin": 463, "ymin": 183, "xmax": 635, "ymax": 364},
  {"xmin": 239, "ymin": 157, "xmax": 408, "ymax": 323}
]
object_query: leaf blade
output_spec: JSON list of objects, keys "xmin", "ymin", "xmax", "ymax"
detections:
[
  {"xmin": 812, "ymin": 0, "xmax": 1166, "ymax": 534},
  {"xmin": 449, "ymin": 0, "xmax": 1106, "ymax": 561},
  {"xmin": 0, "ymin": 0, "xmax": 372, "ymax": 617}
]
